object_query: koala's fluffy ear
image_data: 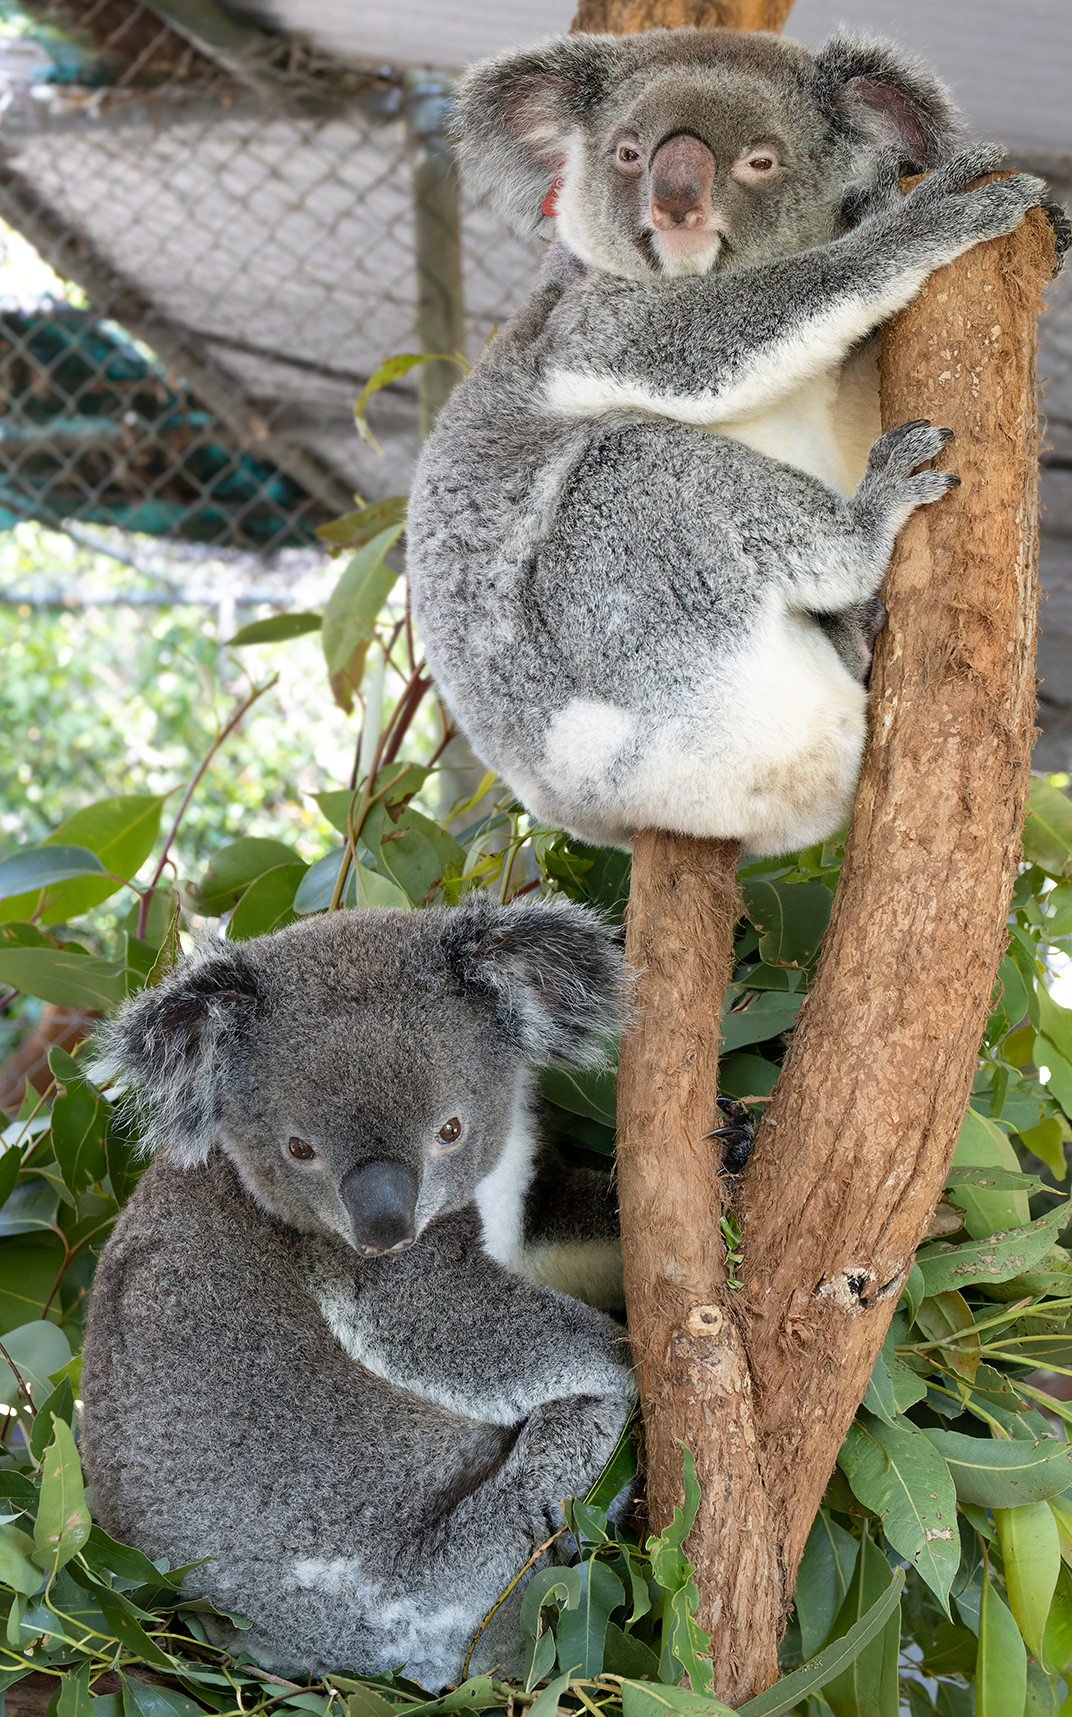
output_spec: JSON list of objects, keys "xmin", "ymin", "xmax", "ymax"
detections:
[
  {"xmin": 89, "ymin": 948, "xmax": 259, "ymax": 1167},
  {"xmin": 445, "ymin": 898, "xmax": 624, "ymax": 1068},
  {"xmin": 813, "ymin": 32, "xmax": 968, "ymax": 170},
  {"xmin": 451, "ymin": 34, "xmax": 625, "ymax": 234}
]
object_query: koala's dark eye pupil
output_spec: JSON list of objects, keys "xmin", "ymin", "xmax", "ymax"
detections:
[
  {"xmin": 288, "ymin": 1137, "xmax": 315, "ymax": 1160},
  {"xmin": 752, "ymin": 157, "xmax": 774, "ymax": 171},
  {"xmin": 618, "ymin": 147, "xmax": 639, "ymax": 162},
  {"xmin": 437, "ymin": 1118, "xmax": 462, "ymax": 1144}
]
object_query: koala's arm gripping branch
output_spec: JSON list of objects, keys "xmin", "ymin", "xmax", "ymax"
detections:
[
  {"xmin": 544, "ymin": 162, "xmax": 1042, "ymax": 427},
  {"xmin": 733, "ymin": 199, "xmax": 1056, "ymax": 1636}
]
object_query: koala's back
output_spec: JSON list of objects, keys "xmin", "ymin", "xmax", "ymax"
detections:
[
  {"xmin": 410, "ymin": 297, "xmax": 868, "ymax": 854},
  {"xmin": 81, "ymin": 1153, "xmax": 517, "ymax": 1676}
]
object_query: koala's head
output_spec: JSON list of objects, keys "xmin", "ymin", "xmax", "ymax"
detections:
[
  {"xmin": 454, "ymin": 28, "xmax": 966, "ymax": 280},
  {"xmin": 93, "ymin": 900, "xmax": 622, "ymax": 1258}
]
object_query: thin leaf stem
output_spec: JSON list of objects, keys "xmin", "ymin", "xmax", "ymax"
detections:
[
  {"xmin": 0, "ymin": 1338, "xmax": 36, "ymax": 1414},
  {"xmin": 137, "ymin": 677, "xmax": 278, "ymax": 939}
]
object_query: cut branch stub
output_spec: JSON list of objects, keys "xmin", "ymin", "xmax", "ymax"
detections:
[{"xmin": 734, "ymin": 198, "xmax": 1057, "ymax": 1617}]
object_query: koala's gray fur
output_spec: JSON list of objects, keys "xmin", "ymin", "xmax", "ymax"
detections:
[
  {"xmin": 79, "ymin": 902, "xmax": 633, "ymax": 1687},
  {"xmin": 407, "ymin": 28, "xmax": 1050, "ymax": 856}
]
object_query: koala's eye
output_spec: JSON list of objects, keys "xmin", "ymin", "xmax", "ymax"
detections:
[
  {"xmin": 288, "ymin": 1136, "xmax": 316, "ymax": 1160},
  {"xmin": 435, "ymin": 1117, "xmax": 463, "ymax": 1149},
  {"xmin": 733, "ymin": 150, "xmax": 781, "ymax": 184},
  {"xmin": 615, "ymin": 143, "xmax": 643, "ymax": 172}
]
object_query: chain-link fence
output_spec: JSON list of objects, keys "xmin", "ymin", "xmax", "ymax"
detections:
[{"xmin": 0, "ymin": 0, "xmax": 542, "ymax": 560}]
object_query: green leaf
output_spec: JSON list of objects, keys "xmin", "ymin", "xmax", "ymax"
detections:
[
  {"xmin": 915, "ymin": 1213, "xmax": 1058, "ymax": 1295},
  {"xmin": 29, "ymin": 1376, "xmax": 74, "ymax": 1461},
  {"xmin": 1018, "ymin": 1115, "xmax": 1068, "ymax": 1180},
  {"xmin": 585, "ymin": 1409, "xmax": 638, "ymax": 1514},
  {"xmin": 56, "ymin": 1660, "xmax": 93, "ymax": 1717},
  {"xmin": 92, "ymin": 1585, "xmax": 177, "ymax": 1669},
  {"xmin": 995, "ymin": 953, "xmax": 1030, "ymax": 1030},
  {"xmin": 718, "ymin": 1052, "xmax": 780, "ymax": 1101},
  {"xmin": 228, "ymin": 612, "xmax": 322, "ymax": 645},
  {"xmin": 526, "ymin": 1672, "xmax": 574, "ymax": 1717},
  {"xmin": 520, "ymin": 1567, "xmax": 582, "ymax": 1639},
  {"xmin": 354, "ymin": 355, "xmax": 462, "ymax": 453},
  {"xmin": 720, "ymin": 988, "xmax": 803, "ymax": 1053},
  {"xmin": 0, "ymin": 1235, "xmax": 67, "ymax": 1329},
  {"xmin": 838, "ymin": 1415, "xmax": 958, "ymax": 1610},
  {"xmin": 227, "ymin": 863, "xmax": 308, "ymax": 940},
  {"xmin": 863, "ymin": 1322, "xmax": 926, "ymax": 1423},
  {"xmin": 665, "ymin": 1583, "xmax": 714, "ymax": 1696},
  {"xmin": 0, "ymin": 1177, "xmax": 59, "ymax": 1237},
  {"xmin": 793, "ymin": 1509, "xmax": 859, "ymax": 1658},
  {"xmin": 315, "ymin": 768, "xmax": 431, "ymax": 835},
  {"xmin": 740, "ymin": 879, "xmax": 832, "ymax": 967},
  {"xmin": 1043, "ymin": 1562, "xmax": 1072, "ymax": 1674},
  {"xmin": 539, "ymin": 1067, "xmax": 616, "ymax": 1128},
  {"xmin": 1024, "ymin": 778, "xmax": 1072, "ymax": 879},
  {"xmin": 619, "ymin": 1684, "xmax": 735, "ymax": 1717},
  {"xmin": 352, "ymin": 863, "xmax": 412, "ymax": 911},
  {"xmin": 31, "ymin": 797, "xmax": 166, "ymax": 925},
  {"xmin": 48, "ymin": 1047, "xmax": 109, "ymax": 1195},
  {"xmin": 184, "ymin": 836, "xmax": 304, "ymax": 916},
  {"xmin": 0, "ymin": 947, "xmax": 127, "ymax": 1009},
  {"xmin": 361, "ymin": 802, "xmax": 464, "ymax": 906},
  {"xmin": 977, "ymin": 1567, "xmax": 1027, "ymax": 1717},
  {"xmin": 316, "ymin": 496, "xmax": 408, "ymax": 550},
  {"xmin": 951, "ymin": 1107, "xmax": 1031, "ymax": 1237},
  {"xmin": 321, "ymin": 526, "xmax": 404, "ymax": 709},
  {"xmin": 399, "ymin": 1678, "xmax": 504, "ymax": 1717},
  {"xmin": 737, "ymin": 1568, "xmax": 905, "ymax": 1717},
  {"xmin": 1037, "ymin": 1036, "xmax": 1072, "ymax": 1120},
  {"xmin": 819, "ymin": 1533, "xmax": 901, "ymax": 1717},
  {"xmin": 293, "ymin": 849, "xmax": 356, "ymax": 913},
  {"xmin": 923, "ymin": 1428, "xmax": 1072, "ymax": 1505},
  {"xmin": 0, "ymin": 845, "xmax": 105, "ymax": 901},
  {"xmin": 122, "ymin": 1677, "xmax": 209, "ymax": 1717},
  {"xmin": 902, "ymin": 1263, "xmax": 925, "ymax": 1324},
  {"xmin": 81, "ymin": 1523, "xmax": 179, "ymax": 1587},
  {"xmin": 0, "ymin": 1522, "xmax": 43, "ymax": 1595},
  {"xmin": 32, "ymin": 1415, "xmax": 91, "ymax": 1574},
  {"xmin": 995, "ymin": 1499, "xmax": 1061, "ymax": 1665},
  {"xmin": 914, "ymin": 1290, "xmax": 979, "ymax": 1383},
  {"xmin": 555, "ymin": 1557, "xmax": 623, "ymax": 1678},
  {"xmin": 601, "ymin": 1621, "xmax": 661, "ymax": 1681},
  {"xmin": 0, "ymin": 1320, "xmax": 72, "ymax": 1406}
]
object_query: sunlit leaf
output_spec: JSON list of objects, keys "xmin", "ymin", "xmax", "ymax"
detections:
[
  {"xmin": 184, "ymin": 836, "xmax": 303, "ymax": 916},
  {"xmin": 915, "ymin": 1213, "xmax": 1058, "ymax": 1295},
  {"xmin": 321, "ymin": 525, "xmax": 404, "ymax": 711},
  {"xmin": 0, "ymin": 845, "xmax": 104, "ymax": 901},
  {"xmin": 316, "ymin": 496, "xmax": 408, "ymax": 551},
  {"xmin": 977, "ymin": 1567, "xmax": 1027, "ymax": 1716},
  {"xmin": 227, "ymin": 863, "xmax": 308, "ymax": 940},
  {"xmin": 32, "ymin": 1415, "xmax": 90, "ymax": 1574},
  {"xmin": 0, "ymin": 947, "xmax": 127, "ymax": 1009},
  {"xmin": 228, "ymin": 612, "xmax": 322, "ymax": 645},
  {"xmin": 994, "ymin": 1499, "xmax": 1060, "ymax": 1665},
  {"xmin": 1023, "ymin": 778, "xmax": 1072, "ymax": 879},
  {"xmin": 48, "ymin": 1046, "xmax": 109, "ymax": 1195}
]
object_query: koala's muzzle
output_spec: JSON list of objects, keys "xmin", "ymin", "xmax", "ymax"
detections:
[
  {"xmin": 650, "ymin": 133, "xmax": 716, "ymax": 229},
  {"xmin": 341, "ymin": 1160, "xmax": 418, "ymax": 1256}
]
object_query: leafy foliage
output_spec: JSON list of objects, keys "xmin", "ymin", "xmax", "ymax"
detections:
[{"xmin": 5, "ymin": 487, "xmax": 1072, "ymax": 1715}]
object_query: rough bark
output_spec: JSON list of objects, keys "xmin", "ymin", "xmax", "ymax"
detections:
[
  {"xmin": 617, "ymin": 836, "xmax": 782, "ymax": 1698},
  {"xmin": 572, "ymin": 0, "xmax": 793, "ymax": 33},
  {"xmin": 735, "ymin": 200, "xmax": 1056, "ymax": 1620}
]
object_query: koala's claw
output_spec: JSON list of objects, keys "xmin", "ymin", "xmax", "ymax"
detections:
[
  {"xmin": 713, "ymin": 1097, "xmax": 754, "ymax": 1177},
  {"xmin": 869, "ymin": 420, "xmax": 952, "ymax": 476}
]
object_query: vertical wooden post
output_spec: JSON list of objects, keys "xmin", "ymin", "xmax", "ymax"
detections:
[{"xmin": 404, "ymin": 72, "xmax": 467, "ymax": 439}]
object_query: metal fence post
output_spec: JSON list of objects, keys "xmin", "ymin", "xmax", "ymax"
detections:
[{"xmin": 403, "ymin": 71, "xmax": 466, "ymax": 439}]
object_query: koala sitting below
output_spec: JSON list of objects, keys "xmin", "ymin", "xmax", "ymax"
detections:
[
  {"xmin": 79, "ymin": 902, "xmax": 633, "ymax": 1687},
  {"xmin": 408, "ymin": 29, "xmax": 1051, "ymax": 855}
]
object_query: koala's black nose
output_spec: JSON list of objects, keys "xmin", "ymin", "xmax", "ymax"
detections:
[{"xmin": 340, "ymin": 1160, "xmax": 418, "ymax": 1256}]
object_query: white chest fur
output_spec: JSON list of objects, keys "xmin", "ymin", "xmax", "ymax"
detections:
[{"xmin": 708, "ymin": 338, "xmax": 881, "ymax": 497}]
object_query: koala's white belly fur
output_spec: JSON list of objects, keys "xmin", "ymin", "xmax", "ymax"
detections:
[{"xmin": 540, "ymin": 608, "xmax": 867, "ymax": 853}]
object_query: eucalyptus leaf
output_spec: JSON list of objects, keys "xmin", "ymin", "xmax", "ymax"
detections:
[
  {"xmin": 185, "ymin": 836, "xmax": 303, "ymax": 915},
  {"xmin": 819, "ymin": 1534, "xmax": 901, "ymax": 1717},
  {"xmin": 4, "ymin": 796, "xmax": 167, "ymax": 925},
  {"xmin": 923, "ymin": 1428, "xmax": 1072, "ymax": 1506},
  {"xmin": 994, "ymin": 1499, "xmax": 1060, "ymax": 1666},
  {"xmin": 977, "ymin": 1572, "xmax": 1027, "ymax": 1717},
  {"xmin": 0, "ymin": 947, "xmax": 127, "ymax": 1009},
  {"xmin": 228, "ymin": 612, "xmax": 322, "ymax": 645},
  {"xmin": 1023, "ymin": 778, "xmax": 1072, "ymax": 879},
  {"xmin": 720, "ymin": 989, "xmax": 803, "ymax": 1053},
  {"xmin": 539, "ymin": 1067, "xmax": 616, "ymax": 1128},
  {"xmin": 740, "ymin": 879, "xmax": 831, "ymax": 967},
  {"xmin": 554, "ymin": 1557, "xmax": 624, "ymax": 1677},
  {"xmin": 0, "ymin": 845, "xmax": 105, "ymax": 900},
  {"xmin": 227, "ymin": 863, "xmax": 308, "ymax": 940},
  {"xmin": 738, "ymin": 1567, "xmax": 905, "ymax": 1717},
  {"xmin": 916, "ymin": 1214, "xmax": 1058, "ymax": 1295},
  {"xmin": 838, "ymin": 1416, "xmax": 958, "ymax": 1610},
  {"xmin": 793, "ymin": 1508, "xmax": 859, "ymax": 1658},
  {"xmin": 316, "ymin": 495, "xmax": 408, "ymax": 551},
  {"xmin": 32, "ymin": 1415, "xmax": 90, "ymax": 1574}
]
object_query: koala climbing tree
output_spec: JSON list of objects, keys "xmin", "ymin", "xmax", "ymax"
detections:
[{"xmin": 558, "ymin": 0, "xmax": 1058, "ymax": 1706}]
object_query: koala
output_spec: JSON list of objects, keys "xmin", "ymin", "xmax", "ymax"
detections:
[
  {"xmin": 78, "ymin": 901, "xmax": 634, "ymax": 1688},
  {"xmin": 407, "ymin": 28, "xmax": 1051, "ymax": 856}
]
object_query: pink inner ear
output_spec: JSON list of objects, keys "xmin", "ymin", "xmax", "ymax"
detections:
[
  {"xmin": 505, "ymin": 74, "xmax": 573, "ymax": 172},
  {"xmin": 542, "ymin": 177, "xmax": 564, "ymax": 219},
  {"xmin": 844, "ymin": 75, "xmax": 929, "ymax": 160}
]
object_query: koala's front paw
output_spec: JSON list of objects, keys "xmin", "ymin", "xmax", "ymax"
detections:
[
  {"xmin": 712, "ymin": 1097, "xmax": 753, "ymax": 1176},
  {"xmin": 905, "ymin": 148, "xmax": 1047, "ymax": 249}
]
